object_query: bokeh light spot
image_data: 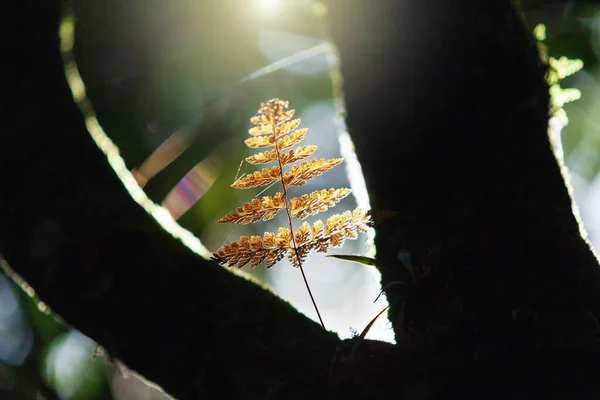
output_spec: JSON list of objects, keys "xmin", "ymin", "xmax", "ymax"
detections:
[
  {"xmin": 0, "ymin": 273, "xmax": 33, "ymax": 366},
  {"xmin": 43, "ymin": 331, "xmax": 104, "ymax": 400}
]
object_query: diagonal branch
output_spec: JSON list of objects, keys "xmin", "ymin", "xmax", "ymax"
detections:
[{"xmin": 0, "ymin": 4, "xmax": 341, "ymax": 398}]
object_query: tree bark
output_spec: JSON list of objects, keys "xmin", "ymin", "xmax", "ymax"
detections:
[
  {"xmin": 2, "ymin": 0, "xmax": 600, "ymax": 399},
  {"xmin": 2, "ymin": 2, "xmax": 342, "ymax": 399},
  {"xmin": 327, "ymin": 0, "xmax": 600, "ymax": 397}
]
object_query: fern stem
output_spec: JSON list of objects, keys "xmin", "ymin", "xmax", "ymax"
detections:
[
  {"xmin": 272, "ymin": 117, "xmax": 326, "ymax": 331},
  {"xmin": 297, "ymin": 253, "xmax": 326, "ymax": 330}
]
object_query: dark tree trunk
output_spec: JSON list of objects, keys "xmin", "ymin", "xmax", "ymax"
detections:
[
  {"xmin": 2, "ymin": 0, "xmax": 600, "ymax": 399},
  {"xmin": 326, "ymin": 0, "xmax": 600, "ymax": 397}
]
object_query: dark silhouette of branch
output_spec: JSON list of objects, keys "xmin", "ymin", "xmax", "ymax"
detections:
[
  {"xmin": 327, "ymin": 0, "xmax": 600, "ymax": 396},
  {"xmin": 1, "ymin": 2, "xmax": 344, "ymax": 399}
]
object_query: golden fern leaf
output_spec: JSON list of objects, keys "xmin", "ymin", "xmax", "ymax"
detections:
[
  {"xmin": 248, "ymin": 124, "xmax": 273, "ymax": 136},
  {"xmin": 280, "ymin": 145, "xmax": 317, "ymax": 166},
  {"xmin": 266, "ymin": 109, "xmax": 295, "ymax": 130},
  {"xmin": 231, "ymin": 166, "xmax": 281, "ymax": 189},
  {"xmin": 294, "ymin": 221, "xmax": 311, "ymax": 247},
  {"xmin": 276, "ymin": 128, "xmax": 308, "ymax": 150},
  {"xmin": 211, "ymin": 234, "xmax": 287, "ymax": 269},
  {"xmin": 275, "ymin": 110, "xmax": 296, "ymax": 126},
  {"xmin": 285, "ymin": 222, "xmax": 312, "ymax": 267},
  {"xmin": 214, "ymin": 99, "xmax": 370, "ymax": 269},
  {"xmin": 253, "ymin": 99, "xmax": 295, "ymax": 131},
  {"xmin": 249, "ymin": 106, "xmax": 297, "ymax": 139},
  {"xmin": 244, "ymin": 135, "xmax": 275, "ymax": 149},
  {"xmin": 250, "ymin": 113, "xmax": 270, "ymax": 126},
  {"xmin": 289, "ymin": 188, "xmax": 352, "ymax": 219},
  {"xmin": 216, "ymin": 193, "xmax": 286, "ymax": 224},
  {"xmin": 283, "ymin": 158, "xmax": 344, "ymax": 187},
  {"xmin": 298, "ymin": 208, "xmax": 372, "ymax": 255},
  {"xmin": 352, "ymin": 207, "xmax": 372, "ymax": 232},
  {"xmin": 311, "ymin": 219, "xmax": 324, "ymax": 239},
  {"xmin": 275, "ymin": 226, "xmax": 293, "ymax": 246},
  {"xmin": 245, "ymin": 149, "xmax": 279, "ymax": 165},
  {"xmin": 274, "ymin": 118, "xmax": 301, "ymax": 139},
  {"xmin": 211, "ymin": 98, "xmax": 376, "ymax": 330}
]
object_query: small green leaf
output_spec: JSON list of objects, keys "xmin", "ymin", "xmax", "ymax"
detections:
[{"xmin": 327, "ymin": 254, "xmax": 377, "ymax": 266}]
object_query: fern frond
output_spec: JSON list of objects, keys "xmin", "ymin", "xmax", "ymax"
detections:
[
  {"xmin": 283, "ymin": 158, "xmax": 344, "ymax": 187},
  {"xmin": 255, "ymin": 99, "xmax": 294, "ymax": 123},
  {"xmin": 351, "ymin": 207, "xmax": 371, "ymax": 232},
  {"xmin": 215, "ymin": 99, "xmax": 369, "ymax": 268},
  {"xmin": 212, "ymin": 98, "xmax": 373, "ymax": 330},
  {"xmin": 276, "ymin": 128, "xmax": 308, "ymax": 150},
  {"xmin": 294, "ymin": 221, "xmax": 312, "ymax": 246},
  {"xmin": 289, "ymin": 188, "xmax": 352, "ymax": 219},
  {"xmin": 275, "ymin": 110, "xmax": 296, "ymax": 126},
  {"xmin": 280, "ymin": 145, "xmax": 317, "ymax": 166},
  {"xmin": 211, "ymin": 234, "xmax": 286, "ymax": 269},
  {"xmin": 216, "ymin": 193, "xmax": 286, "ymax": 224},
  {"xmin": 245, "ymin": 149, "xmax": 279, "ymax": 165},
  {"xmin": 249, "ymin": 115, "xmax": 299, "ymax": 140},
  {"xmin": 248, "ymin": 124, "xmax": 273, "ymax": 136},
  {"xmin": 251, "ymin": 99, "xmax": 295, "ymax": 135},
  {"xmin": 274, "ymin": 226, "xmax": 293, "ymax": 248},
  {"xmin": 244, "ymin": 135, "xmax": 275, "ymax": 149},
  {"xmin": 274, "ymin": 118, "xmax": 301, "ymax": 138},
  {"xmin": 250, "ymin": 113, "xmax": 270, "ymax": 126},
  {"xmin": 298, "ymin": 208, "xmax": 371, "ymax": 255},
  {"xmin": 231, "ymin": 166, "xmax": 281, "ymax": 189}
]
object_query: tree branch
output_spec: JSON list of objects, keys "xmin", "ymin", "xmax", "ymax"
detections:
[
  {"xmin": 327, "ymin": 0, "xmax": 600, "ymax": 395},
  {"xmin": 1, "ymin": 2, "xmax": 343, "ymax": 398}
]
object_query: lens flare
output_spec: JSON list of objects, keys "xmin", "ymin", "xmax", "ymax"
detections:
[
  {"xmin": 258, "ymin": 0, "xmax": 280, "ymax": 15},
  {"xmin": 162, "ymin": 157, "xmax": 221, "ymax": 220}
]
